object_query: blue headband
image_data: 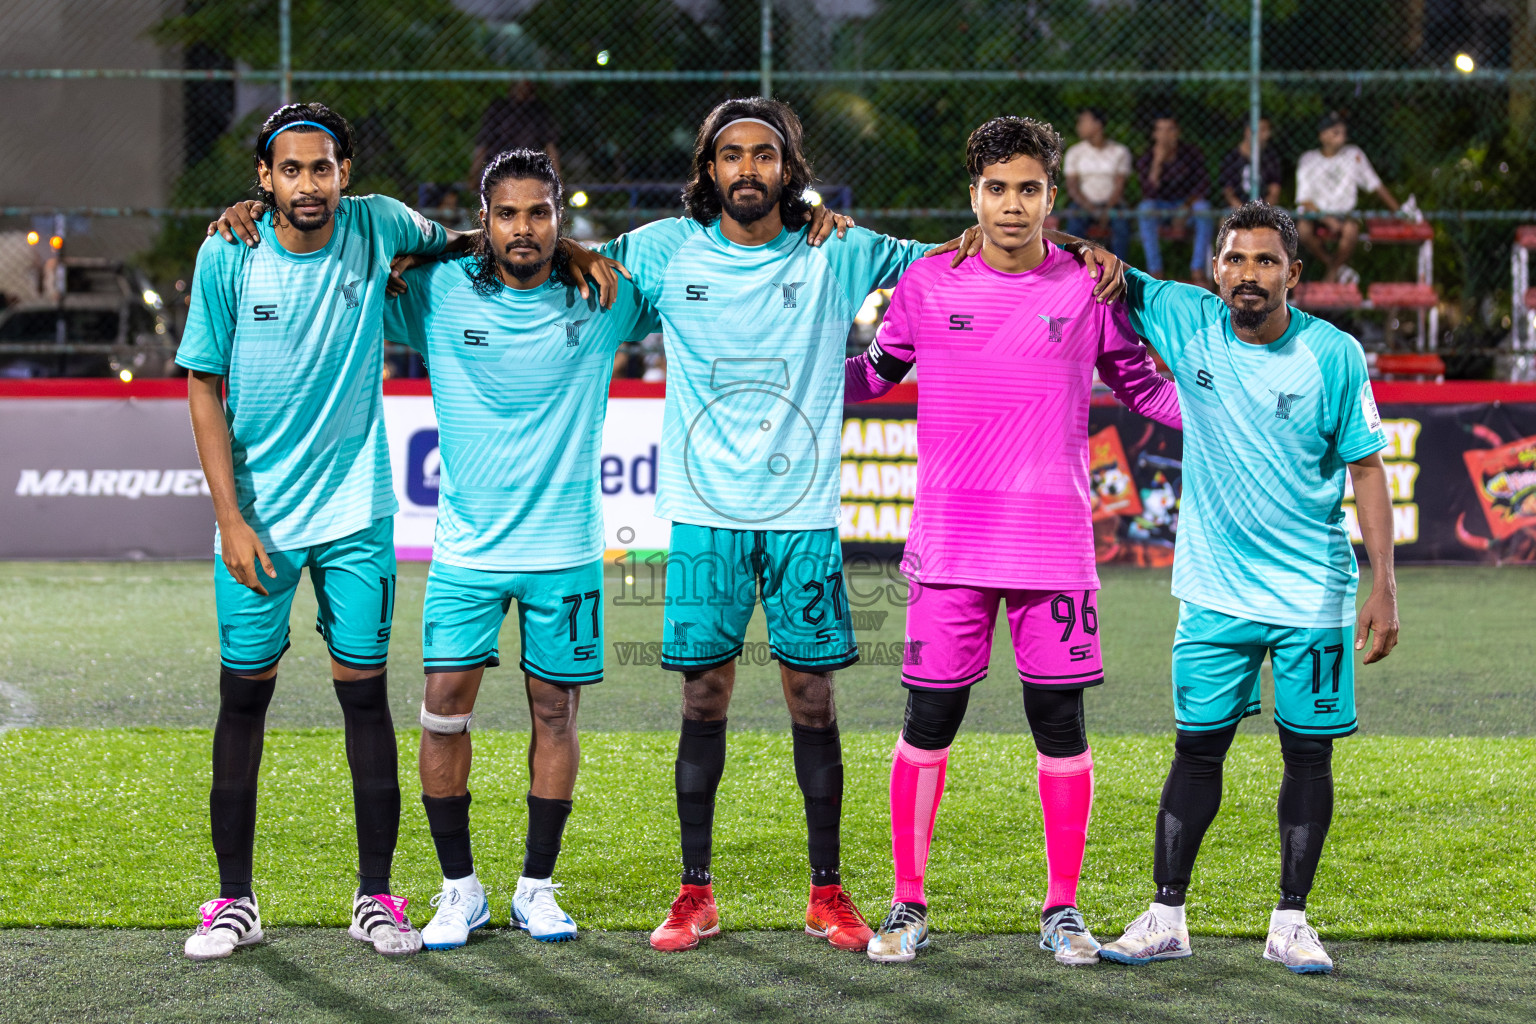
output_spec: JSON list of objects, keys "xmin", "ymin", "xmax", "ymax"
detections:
[{"xmin": 265, "ymin": 120, "xmax": 341, "ymax": 153}]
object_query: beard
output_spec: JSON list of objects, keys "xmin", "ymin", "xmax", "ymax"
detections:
[
  {"xmin": 276, "ymin": 195, "xmax": 335, "ymax": 232},
  {"xmin": 1225, "ymin": 285, "xmax": 1282, "ymax": 331},
  {"xmin": 719, "ymin": 178, "xmax": 782, "ymax": 225},
  {"xmin": 495, "ymin": 236, "xmax": 555, "ymax": 282}
]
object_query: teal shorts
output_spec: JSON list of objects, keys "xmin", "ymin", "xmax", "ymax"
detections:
[
  {"xmin": 215, "ymin": 517, "xmax": 396, "ymax": 675},
  {"xmin": 422, "ymin": 559, "xmax": 605, "ymax": 684},
  {"xmin": 661, "ymin": 523, "xmax": 858, "ymax": 674},
  {"xmin": 1172, "ymin": 602, "xmax": 1358, "ymax": 737}
]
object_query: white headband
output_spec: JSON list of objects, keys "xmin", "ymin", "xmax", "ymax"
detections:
[{"xmin": 713, "ymin": 116, "xmax": 785, "ymax": 146}]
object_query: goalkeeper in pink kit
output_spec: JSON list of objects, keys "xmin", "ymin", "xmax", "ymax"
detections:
[{"xmin": 847, "ymin": 116, "xmax": 1182, "ymax": 964}]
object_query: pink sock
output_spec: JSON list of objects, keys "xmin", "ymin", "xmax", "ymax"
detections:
[
  {"xmin": 1038, "ymin": 749, "xmax": 1094, "ymax": 910},
  {"xmin": 889, "ymin": 737, "xmax": 948, "ymax": 905}
]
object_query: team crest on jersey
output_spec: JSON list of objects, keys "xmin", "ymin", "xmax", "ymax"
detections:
[
  {"xmin": 775, "ymin": 281, "xmax": 806, "ymax": 308},
  {"xmin": 1037, "ymin": 314, "xmax": 1073, "ymax": 343},
  {"xmin": 564, "ymin": 319, "xmax": 590, "ymax": 347},
  {"xmin": 337, "ymin": 280, "xmax": 360, "ymax": 309},
  {"xmin": 1268, "ymin": 389, "xmax": 1305, "ymax": 420}
]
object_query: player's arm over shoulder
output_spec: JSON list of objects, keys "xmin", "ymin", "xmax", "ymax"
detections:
[
  {"xmin": 1120, "ymin": 264, "xmax": 1219, "ymax": 369},
  {"xmin": 820, "ymin": 224, "xmax": 937, "ymax": 302},
  {"xmin": 383, "ymin": 259, "xmax": 464, "ymax": 357},
  {"xmin": 352, "ymin": 194, "xmax": 448, "ymax": 257},
  {"xmin": 596, "ymin": 216, "xmax": 697, "ymax": 300}
]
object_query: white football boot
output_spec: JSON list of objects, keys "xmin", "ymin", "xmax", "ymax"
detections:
[
  {"xmin": 1263, "ymin": 908, "xmax": 1334, "ymax": 974},
  {"xmin": 511, "ymin": 877, "xmax": 578, "ymax": 942},
  {"xmin": 349, "ymin": 892, "xmax": 423, "ymax": 956},
  {"xmin": 421, "ymin": 876, "xmax": 492, "ymax": 951},
  {"xmin": 1098, "ymin": 903, "xmax": 1193, "ymax": 964},
  {"xmin": 1039, "ymin": 905, "xmax": 1102, "ymax": 965},
  {"xmin": 184, "ymin": 896, "xmax": 264, "ymax": 960}
]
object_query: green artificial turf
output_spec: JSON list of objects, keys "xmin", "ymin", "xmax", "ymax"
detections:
[
  {"xmin": 1, "ymin": 729, "xmax": 1531, "ymax": 938},
  {"xmin": 3, "ymin": 929, "xmax": 1533, "ymax": 1024},
  {"xmin": 1, "ymin": 562, "xmax": 1533, "ymax": 736}
]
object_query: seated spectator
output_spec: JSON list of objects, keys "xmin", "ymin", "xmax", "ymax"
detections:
[
  {"xmin": 1135, "ymin": 114, "xmax": 1213, "ymax": 285},
  {"xmin": 1063, "ymin": 107, "xmax": 1133, "ymax": 259},
  {"xmin": 1219, "ymin": 117, "xmax": 1282, "ymax": 208},
  {"xmin": 1295, "ymin": 111, "xmax": 1401, "ymax": 283}
]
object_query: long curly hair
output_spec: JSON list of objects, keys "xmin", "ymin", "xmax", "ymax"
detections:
[
  {"xmin": 468, "ymin": 147, "xmax": 570, "ymax": 297},
  {"xmin": 252, "ymin": 102, "xmax": 354, "ymax": 206},
  {"xmin": 682, "ymin": 97, "xmax": 814, "ymax": 227}
]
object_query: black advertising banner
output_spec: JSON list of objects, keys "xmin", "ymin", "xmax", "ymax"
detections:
[{"xmin": 838, "ymin": 401, "xmax": 1536, "ymax": 566}]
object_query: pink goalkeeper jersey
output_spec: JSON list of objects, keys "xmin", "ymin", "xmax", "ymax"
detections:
[{"xmin": 846, "ymin": 243, "xmax": 1182, "ymax": 589}]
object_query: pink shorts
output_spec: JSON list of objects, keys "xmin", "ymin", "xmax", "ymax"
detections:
[{"xmin": 901, "ymin": 580, "xmax": 1104, "ymax": 690}]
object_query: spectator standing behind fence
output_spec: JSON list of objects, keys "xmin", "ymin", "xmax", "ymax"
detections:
[
  {"xmin": 471, "ymin": 80, "xmax": 560, "ymax": 186},
  {"xmin": 1063, "ymin": 108, "xmax": 1133, "ymax": 259},
  {"xmin": 1295, "ymin": 112, "xmax": 1400, "ymax": 285},
  {"xmin": 1136, "ymin": 114, "xmax": 1213, "ymax": 286},
  {"xmin": 1219, "ymin": 118, "xmax": 1282, "ymax": 208}
]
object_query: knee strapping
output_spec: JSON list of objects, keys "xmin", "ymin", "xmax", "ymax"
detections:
[
  {"xmin": 901, "ymin": 687, "xmax": 970, "ymax": 750},
  {"xmin": 420, "ymin": 703, "xmax": 473, "ymax": 734}
]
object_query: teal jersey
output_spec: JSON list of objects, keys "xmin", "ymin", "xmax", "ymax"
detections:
[
  {"xmin": 1124, "ymin": 267, "xmax": 1387, "ymax": 628},
  {"xmin": 603, "ymin": 218, "xmax": 933, "ymax": 529},
  {"xmin": 177, "ymin": 195, "xmax": 447, "ymax": 550},
  {"xmin": 383, "ymin": 258, "xmax": 658, "ymax": 571}
]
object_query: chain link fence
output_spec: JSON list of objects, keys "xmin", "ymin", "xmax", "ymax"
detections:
[{"xmin": 4, "ymin": 0, "xmax": 1536, "ymax": 377}]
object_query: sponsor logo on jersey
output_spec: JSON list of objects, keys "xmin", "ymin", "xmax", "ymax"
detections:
[
  {"xmin": 1037, "ymin": 314, "xmax": 1073, "ymax": 343},
  {"xmin": 463, "ymin": 329, "xmax": 489, "ymax": 347},
  {"xmin": 1269, "ymin": 389, "xmax": 1305, "ymax": 420},
  {"xmin": 564, "ymin": 318, "xmax": 590, "ymax": 347},
  {"xmin": 948, "ymin": 313, "xmax": 974, "ymax": 331},
  {"xmin": 775, "ymin": 280, "xmax": 806, "ymax": 308},
  {"xmin": 252, "ymin": 304, "xmax": 278, "ymax": 322},
  {"xmin": 1360, "ymin": 380, "xmax": 1382, "ymax": 432},
  {"xmin": 685, "ymin": 284, "xmax": 709, "ymax": 301},
  {"xmin": 1195, "ymin": 368, "xmax": 1215, "ymax": 390}
]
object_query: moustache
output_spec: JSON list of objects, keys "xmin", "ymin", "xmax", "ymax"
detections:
[
  {"xmin": 1232, "ymin": 285, "xmax": 1269, "ymax": 299},
  {"xmin": 503, "ymin": 237, "xmax": 540, "ymax": 253}
]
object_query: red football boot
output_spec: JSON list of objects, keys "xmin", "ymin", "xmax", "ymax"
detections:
[
  {"xmin": 805, "ymin": 884, "xmax": 874, "ymax": 951},
  {"xmin": 649, "ymin": 884, "xmax": 720, "ymax": 951}
]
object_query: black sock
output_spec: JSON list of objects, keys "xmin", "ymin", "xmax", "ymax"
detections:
[
  {"xmin": 1153, "ymin": 725, "xmax": 1237, "ymax": 906},
  {"xmin": 523, "ymin": 793, "xmax": 573, "ymax": 879},
  {"xmin": 211, "ymin": 670, "xmax": 275, "ymax": 901},
  {"xmin": 1276, "ymin": 728, "xmax": 1334, "ymax": 912},
  {"xmin": 334, "ymin": 673, "xmax": 400, "ymax": 893},
  {"xmin": 792, "ymin": 720, "xmax": 844, "ymax": 888},
  {"xmin": 676, "ymin": 717, "xmax": 727, "ymax": 886},
  {"xmin": 422, "ymin": 792, "xmax": 474, "ymax": 880}
]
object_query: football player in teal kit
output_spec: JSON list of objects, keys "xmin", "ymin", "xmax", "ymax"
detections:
[
  {"xmin": 383, "ymin": 149, "xmax": 660, "ymax": 948},
  {"xmin": 180, "ymin": 103, "xmax": 465, "ymax": 959}
]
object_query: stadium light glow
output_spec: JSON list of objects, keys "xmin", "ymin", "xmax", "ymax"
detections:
[
  {"xmin": 596, "ymin": 50, "xmax": 610, "ymax": 66},
  {"xmin": 142, "ymin": 289, "xmax": 162, "ymax": 309},
  {"xmin": 570, "ymin": 191, "xmax": 590, "ymax": 208},
  {"xmin": 118, "ymin": 369, "xmax": 133, "ymax": 383},
  {"xmin": 1455, "ymin": 53, "xmax": 1475, "ymax": 73},
  {"xmin": 803, "ymin": 188, "xmax": 823, "ymax": 207},
  {"xmin": 25, "ymin": 231, "xmax": 39, "ymax": 245},
  {"xmin": 49, "ymin": 235, "xmax": 64, "ymax": 250}
]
